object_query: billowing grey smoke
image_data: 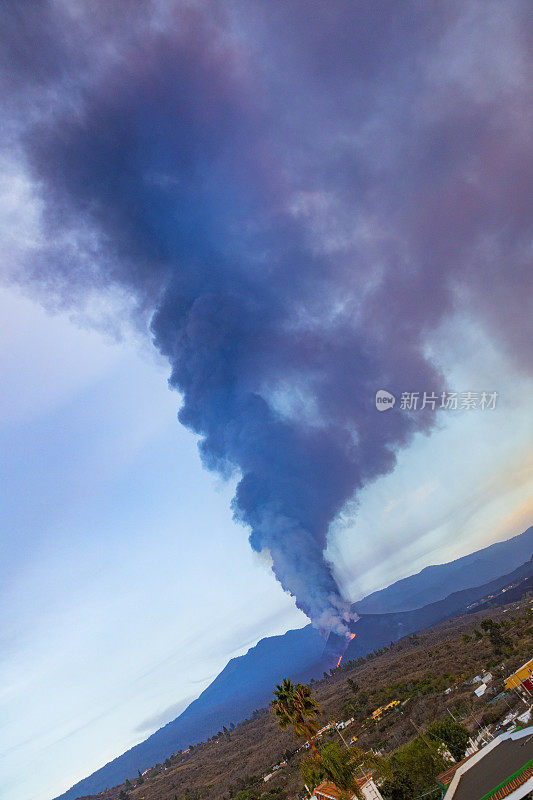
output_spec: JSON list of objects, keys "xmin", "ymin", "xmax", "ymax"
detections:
[{"xmin": 2, "ymin": 1, "xmax": 531, "ymax": 632}]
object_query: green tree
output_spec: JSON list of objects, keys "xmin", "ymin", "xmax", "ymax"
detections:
[
  {"xmin": 426, "ymin": 719, "xmax": 470, "ymax": 761},
  {"xmin": 271, "ymin": 678, "xmax": 321, "ymax": 757},
  {"xmin": 347, "ymin": 678, "xmax": 359, "ymax": 695},
  {"xmin": 481, "ymin": 619, "xmax": 513, "ymax": 656},
  {"xmin": 301, "ymin": 742, "xmax": 389, "ymax": 800},
  {"xmin": 301, "ymin": 757, "xmax": 324, "ymax": 796},
  {"xmin": 320, "ymin": 743, "xmax": 357, "ymax": 796},
  {"xmin": 381, "ymin": 737, "xmax": 450, "ymax": 800}
]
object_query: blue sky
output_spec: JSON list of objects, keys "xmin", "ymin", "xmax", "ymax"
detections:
[
  {"xmin": 0, "ymin": 287, "xmax": 307, "ymax": 800},
  {"xmin": 1, "ymin": 286, "xmax": 531, "ymax": 800},
  {"xmin": 1, "ymin": 2, "xmax": 532, "ymax": 799}
]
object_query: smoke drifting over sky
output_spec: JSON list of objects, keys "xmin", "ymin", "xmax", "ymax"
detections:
[{"xmin": 2, "ymin": 1, "xmax": 532, "ymax": 633}]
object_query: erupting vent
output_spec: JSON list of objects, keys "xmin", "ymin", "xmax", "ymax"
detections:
[
  {"xmin": 335, "ymin": 633, "xmax": 356, "ymax": 668},
  {"xmin": 323, "ymin": 628, "xmax": 357, "ymax": 670}
]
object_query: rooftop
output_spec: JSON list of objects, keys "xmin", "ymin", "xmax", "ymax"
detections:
[
  {"xmin": 505, "ymin": 657, "xmax": 533, "ymax": 690},
  {"xmin": 443, "ymin": 727, "xmax": 533, "ymax": 800},
  {"xmin": 314, "ymin": 780, "xmax": 343, "ymax": 800},
  {"xmin": 438, "ymin": 752, "xmax": 478, "ymax": 788},
  {"xmin": 314, "ymin": 775, "xmax": 374, "ymax": 800}
]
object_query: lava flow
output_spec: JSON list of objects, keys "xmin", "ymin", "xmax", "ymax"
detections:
[{"xmin": 335, "ymin": 632, "xmax": 356, "ymax": 669}]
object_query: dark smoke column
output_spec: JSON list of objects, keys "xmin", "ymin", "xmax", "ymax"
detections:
[
  {"xmin": 151, "ymin": 291, "xmax": 365, "ymax": 634},
  {"xmin": 10, "ymin": 2, "xmax": 514, "ymax": 635}
]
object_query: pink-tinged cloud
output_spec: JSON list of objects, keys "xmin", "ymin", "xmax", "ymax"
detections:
[{"xmin": 1, "ymin": 0, "xmax": 531, "ymax": 630}]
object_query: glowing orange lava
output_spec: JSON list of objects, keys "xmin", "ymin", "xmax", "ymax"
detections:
[{"xmin": 335, "ymin": 633, "xmax": 356, "ymax": 670}]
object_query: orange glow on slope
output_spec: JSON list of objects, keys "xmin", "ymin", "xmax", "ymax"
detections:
[{"xmin": 335, "ymin": 633, "xmax": 356, "ymax": 670}]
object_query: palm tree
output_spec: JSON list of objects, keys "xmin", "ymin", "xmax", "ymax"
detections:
[
  {"xmin": 302, "ymin": 742, "xmax": 390, "ymax": 800},
  {"xmin": 271, "ymin": 677, "xmax": 321, "ymax": 757}
]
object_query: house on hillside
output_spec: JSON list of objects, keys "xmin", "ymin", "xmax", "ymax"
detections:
[
  {"xmin": 312, "ymin": 776, "xmax": 384, "ymax": 800},
  {"xmin": 505, "ymin": 657, "xmax": 533, "ymax": 695},
  {"xmin": 437, "ymin": 725, "xmax": 533, "ymax": 800}
]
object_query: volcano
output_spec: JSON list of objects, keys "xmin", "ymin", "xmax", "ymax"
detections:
[{"xmin": 323, "ymin": 628, "xmax": 357, "ymax": 669}]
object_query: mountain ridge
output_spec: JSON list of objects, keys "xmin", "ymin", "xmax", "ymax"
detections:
[
  {"xmin": 54, "ymin": 526, "xmax": 533, "ymax": 800},
  {"xmin": 354, "ymin": 526, "xmax": 533, "ymax": 613}
]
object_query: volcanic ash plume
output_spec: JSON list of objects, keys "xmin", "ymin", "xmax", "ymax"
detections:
[
  {"xmin": 3, "ymin": 1, "xmax": 531, "ymax": 633},
  {"xmin": 323, "ymin": 628, "xmax": 358, "ymax": 669}
]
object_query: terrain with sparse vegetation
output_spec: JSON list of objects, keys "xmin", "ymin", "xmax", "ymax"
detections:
[{"xmin": 77, "ymin": 594, "xmax": 532, "ymax": 800}]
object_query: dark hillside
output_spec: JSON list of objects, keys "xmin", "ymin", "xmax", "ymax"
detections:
[
  {"xmin": 79, "ymin": 596, "xmax": 533, "ymax": 800},
  {"xmin": 342, "ymin": 556, "xmax": 533, "ymax": 662},
  {"xmin": 355, "ymin": 526, "xmax": 533, "ymax": 613},
  {"xmin": 55, "ymin": 552, "xmax": 533, "ymax": 800}
]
